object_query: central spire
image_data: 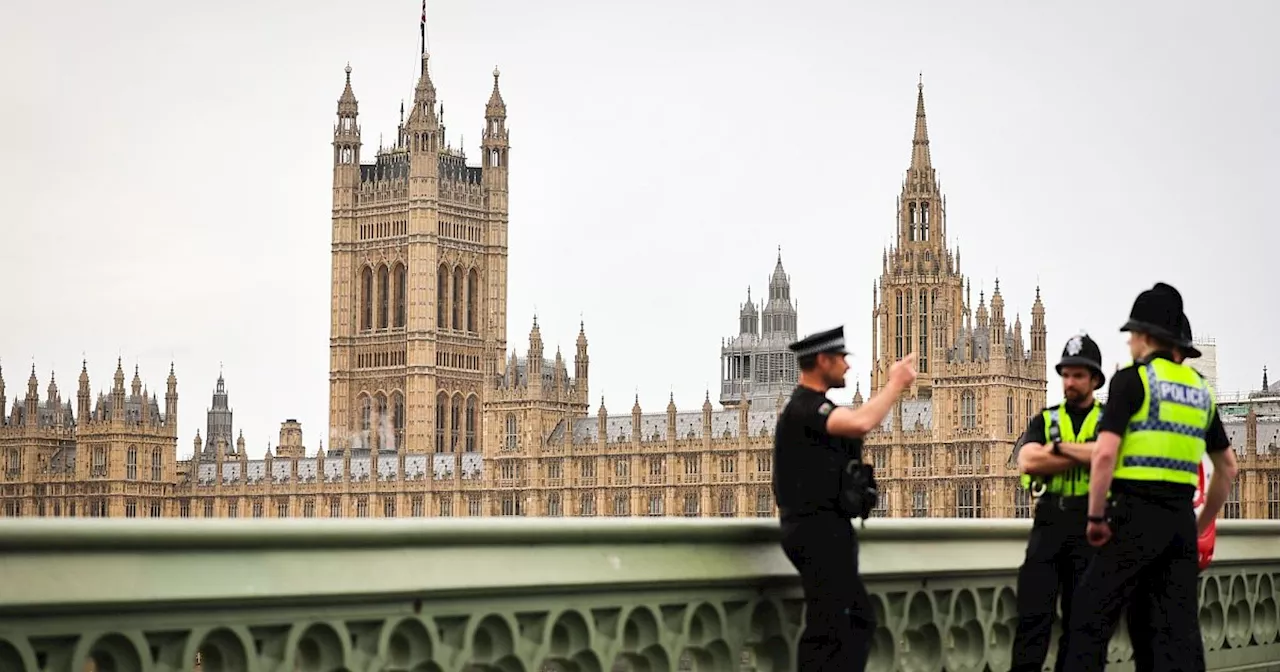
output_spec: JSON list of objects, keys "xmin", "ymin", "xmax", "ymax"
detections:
[{"xmin": 911, "ymin": 76, "xmax": 932, "ymax": 172}]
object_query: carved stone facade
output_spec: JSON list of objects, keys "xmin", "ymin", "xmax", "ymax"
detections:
[
  {"xmin": 0, "ymin": 361, "xmax": 180, "ymax": 518},
  {"xmin": 860, "ymin": 83, "xmax": 1050, "ymax": 519}
]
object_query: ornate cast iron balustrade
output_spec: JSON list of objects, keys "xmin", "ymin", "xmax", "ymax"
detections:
[{"xmin": 1, "ymin": 518, "xmax": 1279, "ymax": 671}]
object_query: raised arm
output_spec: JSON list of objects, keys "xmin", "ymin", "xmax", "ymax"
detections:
[{"xmin": 826, "ymin": 353, "xmax": 918, "ymax": 439}]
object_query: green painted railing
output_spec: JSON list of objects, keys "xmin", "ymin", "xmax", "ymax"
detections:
[{"xmin": 1, "ymin": 518, "xmax": 1279, "ymax": 671}]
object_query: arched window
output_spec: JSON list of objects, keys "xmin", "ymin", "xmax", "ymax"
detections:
[
  {"xmin": 1007, "ymin": 391, "xmax": 1015, "ymax": 434},
  {"xmin": 374, "ymin": 393, "xmax": 388, "ymax": 450},
  {"xmin": 465, "ymin": 396, "xmax": 477, "ymax": 451},
  {"xmin": 377, "ymin": 265, "xmax": 390, "ymax": 329},
  {"xmin": 360, "ymin": 266, "xmax": 374, "ymax": 331},
  {"xmin": 394, "ymin": 264, "xmax": 407, "ymax": 329},
  {"xmin": 450, "ymin": 394, "xmax": 463, "ymax": 452},
  {"xmin": 435, "ymin": 392, "xmax": 448, "ymax": 452},
  {"xmin": 467, "ymin": 268, "xmax": 479, "ymax": 332},
  {"xmin": 505, "ymin": 413, "xmax": 518, "ymax": 451},
  {"xmin": 961, "ymin": 391, "xmax": 977, "ymax": 430},
  {"xmin": 360, "ymin": 395, "xmax": 372, "ymax": 433},
  {"xmin": 437, "ymin": 265, "xmax": 449, "ymax": 330},
  {"xmin": 894, "ymin": 291, "xmax": 904, "ymax": 359},
  {"xmin": 392, "ymin": 393, "xmax": 405, "ymax": 449},
  {"xmin": 452, "ymin": 267, "xmax": 463, "ymax": 330},
  {"xmin": 151, "ymin": 449, "xmax": 162, "ymax": 481},
  {"xmin": 921, "ymin": 203, "xmax": 930, "ymax": 240},
  {"xmin": 918, "ymin": 289, "xmax": 929, "ymax": 373},
  {"xmin": 126, "ymin": 446, "xmax": 138, "ymax": 480}
]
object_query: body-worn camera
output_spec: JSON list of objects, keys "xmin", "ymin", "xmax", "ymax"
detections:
[{"xmin": 838, "ymin": 459, "xmax": 879, "ymax": 521}]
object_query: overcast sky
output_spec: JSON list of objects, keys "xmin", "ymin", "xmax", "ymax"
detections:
[{"xmin": 2, "ymin": 1, "xmax": 1276, "ymax": 458}]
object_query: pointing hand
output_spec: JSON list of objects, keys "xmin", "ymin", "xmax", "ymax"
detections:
[{"xmin": 889, "ymin": 353, "xmax": 919, "ymax": 387}]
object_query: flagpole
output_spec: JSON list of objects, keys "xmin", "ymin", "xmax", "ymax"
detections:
[{"xmin": 420, "ymin": 0, "xmax": 427, "ymax": 55}]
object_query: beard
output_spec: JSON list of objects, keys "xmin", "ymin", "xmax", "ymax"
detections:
[{"xmin": 826, "ymin": 372, "xmax": 847, "ymax": 388}]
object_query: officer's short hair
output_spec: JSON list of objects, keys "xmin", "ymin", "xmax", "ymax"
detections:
[{"xmin": 798, "ymin": 354, "xmax": 819, "ymax": 371}]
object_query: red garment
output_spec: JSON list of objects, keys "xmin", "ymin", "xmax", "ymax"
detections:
[{"xmin": 1193, "ymin": 460, "xmax": 1216, "ymax": 571}]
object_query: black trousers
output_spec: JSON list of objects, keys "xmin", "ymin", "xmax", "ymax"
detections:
[
  {"xmin": 1061, "ymin": 494, "xmax": 1205, "ymax": 671},
  {"xmin": 1011, "ymin": 494, "xmax": 1093, "ymax": 672},
  {"xmin": 781, "ymin": 515, "xmax": 876, "ymax": 671}
]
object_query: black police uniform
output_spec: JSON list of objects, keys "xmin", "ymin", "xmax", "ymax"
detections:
[
  {"xmin": 1125, "ymin": 311, "xmax": 1211, "ymax": 672},
  {"xmin": 1062, "ymin": 283, "xmax": 1232, "ymax": 671},
  {"xmin": 773, "ymin": 326, "xmax": 876, "ymax": 671},
  {"xmin": 1010, "ymin": 334, "xmax": 1107, "ymax": 672}
]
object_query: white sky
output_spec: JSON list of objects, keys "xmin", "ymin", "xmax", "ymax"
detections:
[{"xmin": 2, "ymin": 0, "xmax": 1276, "ymax": 458}]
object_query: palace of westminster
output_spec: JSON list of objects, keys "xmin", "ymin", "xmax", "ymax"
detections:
[{"xmin": 4, "ymin": 41, "xmax": 1279, "ymax": 522}]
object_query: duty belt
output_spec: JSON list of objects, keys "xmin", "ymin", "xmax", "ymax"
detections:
[{"xmin": 1036, "ymin": 492, "xmax": 1088, "ymax": 511}]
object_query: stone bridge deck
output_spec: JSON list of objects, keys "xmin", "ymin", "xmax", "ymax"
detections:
[{"xmin": 1, "ymin": 518, "xmax": 1277, "ymax": 671}]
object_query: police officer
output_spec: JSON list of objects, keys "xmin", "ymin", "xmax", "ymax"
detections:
[
  {"xmin": 1010, "ymin": 332, "xmax": 1106, "ymax": 672},
  {"xmin": 1062, "ymin": 282, "xmax": 1239, "ymax": 671},
  {"xmin": 1126, "ymin": 311, "xmax": 1213, "ymax": 672},
  {"xmin": 773, "ymin": 326, "xmax": 917, "ymax": 671}
]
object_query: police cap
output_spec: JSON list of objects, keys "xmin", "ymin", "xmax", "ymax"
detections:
[
  {"xmin": 1120, "ymin": 282, "xmax": 1184, "ymax": 344},
  {"xmin": 1178, "ymin": 313, "xmax": 1203, "ymax": 359},
  {"xmin": 1056, "ymin": 332, "xmax": 1106, "ymax": 389},
  {"xmin": 789, "ymin": 326, "xmax": 849, "ymax": 359}
]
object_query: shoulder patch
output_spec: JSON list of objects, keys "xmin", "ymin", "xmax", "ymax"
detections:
[{"xmin": 818, "ymin": 402, "xmax": 834, "ymax": 416}]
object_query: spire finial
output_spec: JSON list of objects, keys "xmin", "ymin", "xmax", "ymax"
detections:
[
  {"xmin": 345, "ymin": 62, "xmax": 352, "ymax": 78},
  {"xmin": 918, "ymin": 71, "xmax": 923, "ymax": 87},
  {"xmin": 493, "ymin": 66, "xmax": 501, "ymax": 81}
]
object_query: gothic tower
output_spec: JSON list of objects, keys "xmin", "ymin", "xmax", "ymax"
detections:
[
  {"xmin": 870, "ymin": 81, "xmax": 966, "ymax": 399},
  {"xmin": 328, "ymin": 38, "xmax": 510, "ymax": 456}
]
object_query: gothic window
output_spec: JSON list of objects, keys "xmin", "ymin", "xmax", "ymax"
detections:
[
  {"xmin": 718, "ymin": 492, "xmax": 736, "ymax": 517},
  {"xmin": 1014, "ymin": 488, "xmax": 1032, "ymax": 519},
  {"xmin": 437, "ymin": 264, "xmax": 449, "ymax": 329},
  {"xmin": 912, "ymin": 487, "xmax": 928, "ymax": 517},
  {"xmin": 1026, "ymin": 398, "xmax": 1034, "ymax": 427},
  {"xmin": 392, "ymin": 393, "xmax": 405, "ymax": 448},
  {"xmin": 377, "ymin": 265, "xmax": 390, "ymax": 329},
  {"xmin": 393, "ymin": 264, "xmax": 407, "ymax": 329},
  {"xmin": 126, "ymin": 446, "xmax": 138, "ymax": 480},
  {"xmin": 904, "ymin": 291, "xmax": 914, "ymax": 362},
  {"xmin": 374, "ymin": 394, "xmax": 388, "ymax": 450},
  {"xmin": 755, "ymin": 489, "xmax": 773, "ymax": 517},
  {"xmin": 360, "ymin": 266, "xmax": 374, "ymax": 332},
  {"xmin": 150, "ymin": 449, "xmax": 162, "ymax": 481},
  {"xmin": 435, "ymin": 392, "xmax": 447, "ymax": 452},
  {"xmin": 465, "ymin": 396, "xmax": 477, "ymax": 452},
  {"xmin": 1268, "ymin": 472, "xmax": 1280, "ymax": 519},
  {"xmin": 683, "ymin": 493, "xmax": 700, "ymax": 517},
  {"xmin": 547, "ymin": 494, "xmax": 562, "ymax": 517},
  {"xmin": 908, "ymin": 202, "xmax": 917, "ymax": 241},
  {"xmin": 505, "ymin": 413, "xmax": 518, "ymax": 451},
  {"xmin": 960, "ymin": 390, "xmax": 977, "ymax": 430},
  {"xmin": 452, "ymin": 266, "xmax": 463, "ymax": 330},
  {"xmin": 467, "ymin": 268, "xmax": 479, "ymax": 332},
  {"xmin": 918, "ymin": 289, "xmax": 929, "ymax": 373},
  {"xmin": 1007, "ymin": 392, "xmax": 1015, "ymax": 434},
  {"xmin": 894, "ymin": 291, "xmax": 904, "ymax": 359},
  {"xmin": 360, "ymin": 395, "xmax": 372, "ymax": 433},
  {"xmin": 450, "ymin": 394, "xmax": 463, "ymax": 451},
  {"xmin": 956, "ymin": 481, "xmax": 981, "ymax": 518},
  {"xmin": 921, "ymin": 203, "xmax": 930, "ymax": 240},
  {"xmin": 1225, "ymin": 480, "xmax": 1241, "ymax": 519}
]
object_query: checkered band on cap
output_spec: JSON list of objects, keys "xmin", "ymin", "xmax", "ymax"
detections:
[{"xmin": 793, "ymin": 335, "xmax": 845, "ymax": 358}]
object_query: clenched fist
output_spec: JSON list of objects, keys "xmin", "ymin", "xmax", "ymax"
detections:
[{"xmin": 890, "ymin": 353, "xmax": 919, "ymax": 388}]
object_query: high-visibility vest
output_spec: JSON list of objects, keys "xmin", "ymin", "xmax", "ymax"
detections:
[
  {"xmin": 1020, "ymin": 402, "xmax": 1103, "ymax": 496},
  {"xmin": 1113, "ymin": 358, "xmax": 1214, "ymax": 486}
]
